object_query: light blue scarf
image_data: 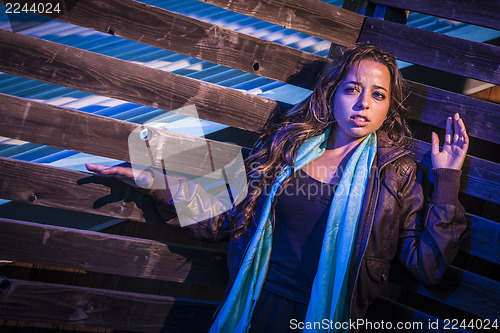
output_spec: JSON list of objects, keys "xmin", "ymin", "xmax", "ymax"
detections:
[{"xmin": 210, "ymin": 129, "xmax": 377, "ymax": 333}]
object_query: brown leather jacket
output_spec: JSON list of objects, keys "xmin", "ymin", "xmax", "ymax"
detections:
[{"xmin": 144, "ymin": 131, "xmax": 467, "ymax": 328}]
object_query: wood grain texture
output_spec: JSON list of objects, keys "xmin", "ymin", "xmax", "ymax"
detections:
[
  {"xmin": 0, "ymin": 156, "xmax": 239, "ymax": 244},
  {"xmin": 0, "ymin": 29, "xmax": 276, "ymax": 133},
  {"xmin": 102, "ymin": 219, "xmax": 228, "ymax": 254},
  {"xmin": 469, "ymin": 85, "xmax": 500, "ymax": 104},
  {"xmin": 371, "ymin": 0, "xmax": 500, "ymax": 30},
  {"xmin": 398, "ymin": 266, "xmax": 500, "ymax": 321},
  {"xmin": 0, "ymin": 156, "xmax": 169, "ymax": 223},
  {"xmin": 359, "ymin": 17, "xmax": 500, "ymax": 85},
  {"xmin": 199, "ymin": 0, "xmax": 364, "ymax": 46},
  {"xmin": 0, "ymin": 93, "xmax": 244, "ymax": 177},
  {"xmin": 0, "ymin": 218, "xmax": 228, "ymax": 286},
  {"xmin": 0, "ymin": 0, "xmax": 325, "ymax": 89},
  {"xmin": 2, "ymin": 27, "xmax": 498, "ymax": 145},
  {"xmin": 464, "ymin": 214, "xmax": 500, "ymax": 265},
  {"xmin": 0, "ymin": 278, "xmax": 217, "ymax": 332},
  {"xmin": 405, "ymin": 81, "xmax": 500, "ymax": 145},
  {"xmin": 411, "ymin": 139, "xmax": 500, "ymax": 204}
]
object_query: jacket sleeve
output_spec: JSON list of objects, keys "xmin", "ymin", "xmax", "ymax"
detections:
[
  {"xmin": 397, "ymin": 164, "xmax": 467, "ymax": 286},
  {"xmin": 137, "ymin": 170, "xmax": 236, "ymax": 242}
]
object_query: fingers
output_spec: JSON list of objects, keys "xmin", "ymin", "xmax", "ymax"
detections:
[
  {"xmin": 85, "ymin": 164, "xmax": 151, "ymax": 188},
  {"xmin": 85, "ymin": 163, "xmax": 107, "ymax": 173},
  {"xmin": 457, "ymin": 116, "xmax": 469, "ymax": 149},
  {"xmin": 102, "ymin": 166, "xmax": 135, "ymax": 178},
  {"xmin": 453, "ymin": 113, "xmax": 460, "ymax": 143},
  {"xmin": 431, "ymin": 131, "xmax": 440, "ymax": 156},
  {"xmin": 431, "ymin": 112, "xmax": 468, "ymax": 151},
  {"xmin": 444, "ymin": 116, "xmax": 452, "ymax": 145},
  {"xmin": 442, "ymin": 113, "xmax": 469, "ymax": 148},
  {"xmin": 85, "ymin": 164, "xmax": 133, "ymax": 178},
  {"xmin": 449, "ymin": 113, "xmax": 469, "ymax": 150}
]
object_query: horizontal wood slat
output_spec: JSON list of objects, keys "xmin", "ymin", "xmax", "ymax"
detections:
[
  {"xmin": 0, "ymin": 157, "xmax": 169, "ymax": 223},
  {"xmin": 398, "ymin": 266, "xmax": 500, "ymax": 321},
  {"xmin": 359, "ymin": 17, "xmax": 500, "ymax": 85},
  {"xmin": 198, "ymin": 0, "xmax": 364, "ymax": 46},
  {"xmin": 465, "ymin": 214, "xmax": 500, "ymax": 265},
  {"xmin": 0, "ymin": 93, "xmax": 243, "ymax": 177},
  {"xmin": 405, "ymin": 81, "xmax": 500, "ymax": 145},
  {"xmin": 371, "ymin": 0, "xmax": 500, "ymax": 30},
  {"xmin": 2, "ymin": 30, "xmax": 499, "ymax": 145},
  {"xmin": 0, "ymin": 278, "xmax": 217, "ymax": 332},
  {"xmin": 0, "ymin": 156, "xmax": 229, "ymax": 251},
  {"xmin": 0, "ymin": 157, "xmax": 498, "ymax": 257},
  {"xmin": 0, "ymin": 218, "xmax": 228, "ymax": 286},
  {"xmin": 0, "ymin": 29, "xmax": 275, "ymax": 133},
  {"xmin": 199, "ymin": 1, "xmax": 499, "ymax": 85},
  {"xmin": 411, "ymin": 139, "xmax": 500, "ymax": 204},
  {"xmin": 0, "ymin": 0, "xmax": 325, "ymax": 90}
]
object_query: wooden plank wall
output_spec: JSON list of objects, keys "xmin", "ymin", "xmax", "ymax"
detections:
[{"xmin": 0, "ymin": 0, "xmax": 498, "ymax": 331}]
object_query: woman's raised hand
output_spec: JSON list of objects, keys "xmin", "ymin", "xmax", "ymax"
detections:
[
  {"xmin": 85, "ymin": 163, "xmax": 154, "ymax": 188},
  {"xmin": 431, "ymin": 113, "xmax": 469, "ymax": 170}
]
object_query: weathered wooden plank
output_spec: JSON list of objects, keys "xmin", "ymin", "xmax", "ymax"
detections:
[
  {"xmin": 0, "ymin": 29, "xmax": 275, "ymax": 133},
  {"xmin": 405, "ymin": 81, "xmax": 500, "ymax": 145},
  {"xmin": 371, "ymin": 0, "xmax": 500, "ymax": 30},
  {"xmin": 201, "ymin": 0, "xmax": 500, "ymax": 85},
  {"xmin": 411, "ymin": 139, "xmax": 500, "ymax": 204},
  {"xmin": 0, "ymin": 93, "xmax": 244, "ymax": 177},
  {"xmin": 464, "ymin": 214, "xmax": 500, "ymax": 265},
  {"xmin": 2, "ymin": 29, "xmax": 499, "ymax": 145},
  {"xmin": 0, "ymin": 157, "xmax": 234, "ymax": 246},
  {"xmin": 0, "ymin": 0, "xmax": 325, "ymax": 90},
  {"xmin": 0, "ymin": 218, "xmax": 228, "ymax": 286},
  {"xmin": 359, "ymin": 17, "xmax": 500, "ymax": 85},
  {"xmin": 0, "ymin": 278, "xmax": 217, "ymax": 332},
  {"xmin": 198, "ymin": 0, "xmax": 364, "ymax": 47},
  {"xmin": 103, "ymin": 218, "xmax": 228, "ymax": 255},
  {"xmin": 396, "ymin": 266, "xmax": 500, "ymax": 321},
  {"xmin": 0, "ymin": 156, "xmax": 168, "ymax": 223}
]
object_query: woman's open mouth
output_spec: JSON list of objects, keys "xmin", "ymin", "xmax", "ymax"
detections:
[{"xmin": 350, "ymin": 115, "xmax": 369, "ymax": 127}]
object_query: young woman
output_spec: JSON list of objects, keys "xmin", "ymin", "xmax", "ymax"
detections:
[{"xmin": 87, "ymin": 44, "xmax": 468, "ymax": 332}]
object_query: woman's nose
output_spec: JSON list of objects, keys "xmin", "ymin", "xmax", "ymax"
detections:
[{"xmin": 357, "ymin": 93, "xmax": 370, "ymax": 109}]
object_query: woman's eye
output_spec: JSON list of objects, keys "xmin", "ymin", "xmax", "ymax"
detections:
[
  {"xmin": 345, "ymin": 87, "xmax": 358, "ymax": 93},
  {"xmin": 373, "ymin": 92, "xmax": 386, "ymax": 100}
]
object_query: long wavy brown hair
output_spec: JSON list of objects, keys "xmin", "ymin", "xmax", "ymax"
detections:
[{"xmin": 229, "ymin": 44, "xmax": 412, "ymax": 238}]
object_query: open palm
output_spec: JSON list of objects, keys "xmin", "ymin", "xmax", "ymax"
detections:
[{"xmin": 431, "ymin": 113, "xmax": 469, "ymax": 170}]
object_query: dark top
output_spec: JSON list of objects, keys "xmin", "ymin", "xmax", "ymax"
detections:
[{"xmin": 264, "ymin": 169, "xmax": 336, "ymax": 304}]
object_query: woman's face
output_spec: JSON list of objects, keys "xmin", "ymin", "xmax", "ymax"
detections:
[{"xmin": 332, "ymin": 59, "xmax": 391, "ymax": 145}]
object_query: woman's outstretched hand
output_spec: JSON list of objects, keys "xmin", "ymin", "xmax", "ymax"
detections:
[
  {"xmin": 85, "ymin": 163, "xmax": 154, "ymax": 188},
  {"xmin": 431, "ymin": 113, "xmax": 469, "ymax": 170}
]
